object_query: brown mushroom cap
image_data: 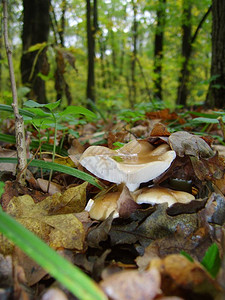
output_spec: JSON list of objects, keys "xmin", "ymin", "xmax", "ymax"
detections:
[
  {"xmin": 85, "ymin": 192, "xmax": 120, "ymax": 221},
  {"xmin": 79, "ymin": 140, "xmax": 176, "ymax": 191},
  {"xmin": 133, "ymin": 186, "xmax": 195, "ymax": 207}
]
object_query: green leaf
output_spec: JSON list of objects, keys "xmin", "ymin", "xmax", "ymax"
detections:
[
  {"xmin": 0, "ymin": 104, "xmax": 35, "ymax": 118},
  {"xmin": 201, "ymin": 243, "xmax": 221, "ymax": 278},
  {"xmin": 24, "ymin": 100, "xmax": 61, "ymax": 111},
  {"xmin": 0, "ymin": 158, "xmax": 102, "ymax": 190},
  {"xmin": 24, "ymin": 107, "xmax": 51, "ymax": 117},
  {"xmin": 27, "ymin": 42, "xmax": 47, "ymax": 52},
  {"xmin": 192, "ymin": 117, "xmax": 219, "ymax": 124},
  {"xmin": 0, "ymin": 211, "xmax": 107, "ymax": 300},
  {"xmin": 59, "ymin": 106, "xmax": 96, "ymax": 119},
  {"xmin": 0, "ymin": 134, "xmax": 68, "ymax": 156},
  {"xmin": 180, "ymin": 250, "xmax": 194, "ymax": 262},
  {"xmin": 0, "ymin": 181, "xmax": 5, "ymax": 199}
]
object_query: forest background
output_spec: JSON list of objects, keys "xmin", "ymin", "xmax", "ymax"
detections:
[{"xmin": 0, "ymin": 0, "xmax": 224, "ymax": 112}]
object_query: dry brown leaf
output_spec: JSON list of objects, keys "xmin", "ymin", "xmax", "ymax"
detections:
[
  {"xmin": 150, "ymin": 122, "xmax": 171, "ymax": 137},
  {"xmin": 37, "ymin": 178, "xmax": 62, "ymax": 195},
  {"xmin": 0, "ymin": 183, "xmax": 88, "ymax": 254},
  {"xmin": 14, "ymin": 247, "xmax": 47, "ymax": 286},
  {"xmin": 147, "ymin": 254, "xmax": 221, "ymax": 298},
  {"xmin": 168, "ymin": 131, "xmax": 214, "ymax": 158},
  {"xmin": 117, "ymin": 185, "xmax": 139, "ymax": 218},
  {"xmin": 100, "ymin": 268, "xmax": 162, "ymax": 300}
]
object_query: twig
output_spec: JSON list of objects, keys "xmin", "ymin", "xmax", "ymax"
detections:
[{"xmin": 3, "ymin": 0, "xmax": 27, "ymax": 185}]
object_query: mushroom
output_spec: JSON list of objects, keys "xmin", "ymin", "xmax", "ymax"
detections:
[
  {"xmin": 85, "ymin": 192, "xmax": 120, "ymax": 221},
  {"xmin": 79, "ymin": 140, "xmax": 176, "ymax": 191},
  {"xmin": 133, "ymin": 186, "xmax": 195, "ymax": 207}
]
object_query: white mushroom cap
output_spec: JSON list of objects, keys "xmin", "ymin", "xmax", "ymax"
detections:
[
  {"xmin": 79, "ymin": 140, "xmax": 176, "ymax": 191},
  {"xmin": 133, "ymin": 186, "xmax": 195, "ymax": 207}
]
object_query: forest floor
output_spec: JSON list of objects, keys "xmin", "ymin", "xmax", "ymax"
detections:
[{"xmin": 0, "ymin": 106, "xmax": 225, "ymax": 300}]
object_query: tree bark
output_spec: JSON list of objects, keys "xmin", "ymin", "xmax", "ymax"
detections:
[
  {"xmin": 86, "ymin": 0, "xmax": 98, "ymax": 103},
  {"xmin": 130, "ymin": 0, "xmax": 138, "ymax": 108},
  {"xmin": 176, "ymin": 0, "xmax": 192, "ymax": 106},
  {"xmin": 20, "ymin": 0, "xmax": 50, "ymax": 104},
  {"xmin": 206, "ymin": 0, "xmax": 225, "ymax": 108},
  {"xmin": 177, "ymin": 2, "xmax": 212, "ymax": 106},
  {"xmin": 153, "ymin": 0, "xmax": 166, "ymax": 101}
]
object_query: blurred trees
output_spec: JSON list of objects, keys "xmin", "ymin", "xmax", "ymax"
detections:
[{"xmin": 1, "ymin": 0, "xmax": 224, "ymax": 109}]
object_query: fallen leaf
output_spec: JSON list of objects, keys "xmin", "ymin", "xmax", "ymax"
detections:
[
  {"xmin": 14, "ymin": 247, "xmax": 47, "ymax": 286},
  {"xmin": 147, "ymin": 254, "xmax": 221, "ymax": 298},
  {"xmin": 117, "ymin": 185, "xmax": 139, "ymax": 218},
  {"xmin": 87, "ymin": 212, "xmax": 114, "ymax": 248},
  {"xmin": 168, "ymin": 131, "xmax": 214, "ymax": 158},
  {"xmin": 100, "ymin": 268, "xmax": 162, "ymax": 300},
  {"xmin": 150, "ymin": 122, "xmax": 171, "ymax": 137},
  {"xmin": 37, "ymin": 178, "xmax": 62, "ymax": 195},
  {"xmin": 1, "ymin": 184, "xmax": 88, "ymax": 253}
]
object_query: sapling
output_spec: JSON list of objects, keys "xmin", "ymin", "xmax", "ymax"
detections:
[{"xmin": 2, "ymin": 0, "xmax": 27, "ymax": 185}]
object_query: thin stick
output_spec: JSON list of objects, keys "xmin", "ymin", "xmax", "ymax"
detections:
[{"xmin": 2, "ymin": 0, "xmax": 27, "ymax": 185}]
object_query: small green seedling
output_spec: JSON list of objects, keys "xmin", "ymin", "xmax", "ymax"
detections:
[
  {"xmin": 181, "ymin": 243, "xmax": 221, "ymax": 278},
  {"xmin": 23, "ymin": 100, "xmax": 96, "ymax": 190}
]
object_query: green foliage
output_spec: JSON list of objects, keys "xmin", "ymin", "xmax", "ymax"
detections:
[
  {"xmin": 201, "ymin": 243, "xmax": 221, "ymax": 278},
  {"xmin": 0, "ymin": 157, "xmax": 102, "ymax": 189},
  {"xmin": 0, "ymin": 210, "xmax": 107, "ymax": 300},
  {"xmin": 0, "ymin": 181, "xmax": 4, "ymax": 200},
  {"xmin": 181, "ymin": 243, "xmax": 221, "ymax": 278}
]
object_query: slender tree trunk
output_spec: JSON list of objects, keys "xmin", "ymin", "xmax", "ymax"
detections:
[
  {"xmin": 99, "ymin": 35, "xmax": 107, "ymax": 89},
  {"xmin": 130, "ymin": 0, "xmax": 138, "ymax": 108},
  {"xmin": 206, "ymin": 0, "xmax": 225, "ymax": 108},
  {"xmin": 153, "ymin": 0, "xmax": 166, "ymax": 101},
  {"xmin": 86, "ymin": 0, "xmax": 98, "ymax": 103},
  {"xmin": 3, "ymin": 0, "xmax": 27, "ymax": 185},
  {"xmin": 20, "ymin": 0, "xmax": 50, "ymax": 104},
  {"xmin": 0, "ymin": 22, "xmax": 2, "ymax": 93},
  {"xmin": 176, "ymin": 3, "xmax": 212, "ymax": 106},
  {"xmin": 176, "ymin": 0, "xmax": 192, "ymax": 106},
  {"xmin": 110, "ymin": 29, "xmax": 117, "ymax": 83},
  {"xmin": 59, "ymin": 0, "xmax": 67, "ymax": 47}
]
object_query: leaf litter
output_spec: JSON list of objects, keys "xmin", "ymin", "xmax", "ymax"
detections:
[{"xmin": 0, "ymin": 112, "xmax": 225, "ymax": 299}]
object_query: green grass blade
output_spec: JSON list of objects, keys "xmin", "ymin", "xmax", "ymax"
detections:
[
  {"xmin": 0, "ymin": 211, "xmax": 107, "ymax": 300},
  {"xmin": 0, "ymin": 104, "xmax": 35, "ymax": 118},
  {"xmin": 0, "ymin": 134, "xmax": 68, "ymax": 156},
  {"xmin": 0, "ymin": 157, "xmax": 102, "ymax": 189}
]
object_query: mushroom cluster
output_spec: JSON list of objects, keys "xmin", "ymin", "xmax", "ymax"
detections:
[{"xmin": 79, "ymin": 140, "xmax": 195, "ymax": 220}]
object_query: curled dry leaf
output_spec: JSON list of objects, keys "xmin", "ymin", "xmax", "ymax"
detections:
[
  {"xmin": 168, "ymin": 131, "xmax": 214, "ymax": 158},
  {"xmin": 80, "ymin": 140, "xmax": 176, "ymax": 191},
  {"xmin": 100, "ymin": 268, "xmax": 162, "ymax": 300}
]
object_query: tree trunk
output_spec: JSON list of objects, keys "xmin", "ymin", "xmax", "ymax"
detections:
[
  {"xmin": 86, "ymin": 0, "xmax": 98, "ymax": 103},
  {"xmin": 176, "ymin": 0, "xmax": 192, "ymax": 106},
  {"xmin": 206, "ymin": 0, "xmax": 225, "ymax": 108},
  {"xmin": 130, "ymin": 0, "xmax": 138, "ymax": 108},
  {"xmin": 20, "ymin": 0, "xmax": 50, "ymax": 104},
  {"xmin": 153, "ymin": 0, "xmax": 166, "ymax": 101}
]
